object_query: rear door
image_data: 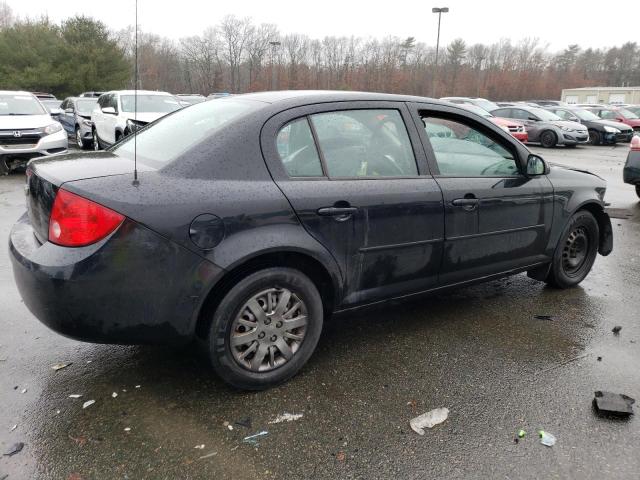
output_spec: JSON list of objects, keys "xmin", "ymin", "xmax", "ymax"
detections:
[
  {"xmin": 409, "ymin": 103, "xmax": 554, "ymax": 284},
  {"xmin": 59, "ymin": 99, "xmax": 73, "ymax": 134},
  {"xmin": 261, "ymin": 102, "xmax": 444, "ymax": 307}
]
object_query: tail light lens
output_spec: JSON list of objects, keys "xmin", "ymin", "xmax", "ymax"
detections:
[
  {"xmin": 49, "ymin": 189, "xmax": 124, "ymax": 247},
  {"xmin": 631, "ymin": 136, "xmax": 640, "ymax": 152}
]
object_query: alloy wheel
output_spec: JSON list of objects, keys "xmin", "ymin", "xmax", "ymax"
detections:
[
  {"xmin": 93, "ymin": 131, "xmax": 99, "ymax": 151},
  {"xmin": 230, "ymin": 288, "xmax": 308, "ymax": 372},
  {"xmin": 76, "ymin": 129, "xmax": 83, "ymax": 149}
]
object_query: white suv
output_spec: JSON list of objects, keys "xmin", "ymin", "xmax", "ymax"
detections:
[
  {"xmin": 0, "ymin": 91, "xmax": 68, "ymax": 175},
  {"xmin": 91, "ymin": 90, "xmax": 181, "ymax": 149}
]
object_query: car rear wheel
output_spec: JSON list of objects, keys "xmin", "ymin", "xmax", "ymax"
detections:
[
  {"xmin": 204, "ymin": 267, "xmax": 323, "ymax": 390},
  {"xmin": 76, "ymin": 127, "xmax": 87, "ymax": 149},
  {"xmin": 540, "ymin": 130, "xmax": 557, "ymax": 148},
  {"xmin": 589, "ymin": 130, "xmax": 601, "ymax": 145},
  {"xmin": 546, "ymin": 210, "xmax": 599, "ymax": 288},
  {"xmin": 92, "ymin": 129, "xmax": 101, "ymax": 151}
]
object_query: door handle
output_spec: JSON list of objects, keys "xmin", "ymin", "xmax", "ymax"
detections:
[
  {"xmin": 317, "ymin": 206, "xmax": 358, "ymax": 216},
  {"xmin": 452, "ymin": 197, "xmax": 479, "ymax": 211}
]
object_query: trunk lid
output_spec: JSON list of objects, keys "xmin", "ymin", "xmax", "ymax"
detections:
[{"xmin": 25, "ymin": 152, "xmax": 154, "ymax": 243}]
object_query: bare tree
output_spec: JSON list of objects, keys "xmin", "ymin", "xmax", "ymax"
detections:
[
  {"xmin": 220, "ymin": 15, "xmax": 252, "ymax": 92},
  {"xmin": 0, "ymin": 1, "xmax": 14, "ymax": 29}
]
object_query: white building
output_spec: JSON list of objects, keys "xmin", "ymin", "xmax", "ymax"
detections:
[{"xmin": 561, "ymin": 87, "xmax": 640, "ymax": 105}]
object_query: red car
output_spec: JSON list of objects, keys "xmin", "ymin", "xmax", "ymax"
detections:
[
  {"xmin": 586, "ymin": 106, "xmax": 640, "ymax": 133},
  {"xmin": 456, "ymin": 104, "xmax": 528, "ymax": 143}
]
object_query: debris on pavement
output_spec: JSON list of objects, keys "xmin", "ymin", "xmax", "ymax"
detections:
[
  {"xmin": 538, "ymin": 431, "xmax": 556, "ymax": 447},
  {"xmin": 3, "ymin": 442, "xmax": 24, "ymax": 456},
  {"xmin": 243, "ymin": 431, "xmax": 269, "ymax": 445},
  {"xmin": 9, "ymin": 424, "xmax": 17, "ymax": 432},
  {"xmin": 51, "ymin": 363, "xmax": 72, "ymax": 371},
  {"xmin": 124, "ymin": 427, "xmax": 131, "ymax": 432},
  {"xmin": 336, "ymin": 451, "xmax": 346, "ymax": 462},
  {"xmin": 409, "ymin": 407, "xmax": 449, "ymax": 435},
  {"xmin": 268, "ymin": 413, "xmax": 304, "ymax": 424},
  {"xmin": 199, "ymin": 451, "xmax": 217, "ymax": 460},
  {"xmin": 612, "ymin": 326, "xmax": 622, "ymax": 335},
  {"xmin": 111, "ymin": 392, "xmax": 118, "ymax": 398},
  {"xmin": 135, "ymin": 385, "xmax": 141, "ymax": 389},
  {"xmin": 597, "ymin": 356, "xmax": 602, "ymax": 361},
  {"xmin": 82, "ymin": 400, "xmax": 95, "ymax": 409},
  {"xmin": 69, "ymin": 394, "xmax": 83, "ymax": 399},
  {"xmin": 194, "ymin": 444, "xmax": 205, "ymax": 449},
  {"xmin": 534, "ymin": 315, "xmax": 555, "ymax": 321},
  {"xmin": 518, "ymin": 429, "xmax": 526, "ymax": 438},
  {"xmin": 20, "ymin": 388, "xmax": 27, "ymax": 394},
  {"xmin": 234, "ymin": 417, "xmax": 252, "ymax": 429},
  {"xmin": 593, "ymin": 391, "xmax": 635, "ymax": 417}
]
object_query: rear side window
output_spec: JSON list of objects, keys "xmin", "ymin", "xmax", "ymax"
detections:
[
  {"xmin": 309, "ymin": 109, "xmax": 418, "ymax": 177},
  {"xmin": 276, "ymin": 118, "xmax": 323, "ymax": 177},
  {"xmin": 422, "ymin": 115, "xmax": 518, "ymax": 177}
]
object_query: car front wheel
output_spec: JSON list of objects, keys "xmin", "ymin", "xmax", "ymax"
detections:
[
  {"xmin": 76, "ymin": 127, "xmax": 87, "ymax": 149},
  {"xmin": 540, "ymin": 130, "xmax": 557, "ymax": 148},
  {"xmin": 546, "ymin": 210, "xmax": 599, "ymax": 288},
  {"xmin": 205, "ymin": 267, "xmax": 323, "ymax": 390},
  {"xmin": 92, "ymin": 129, "xmax": 100, "ymax": 151}
]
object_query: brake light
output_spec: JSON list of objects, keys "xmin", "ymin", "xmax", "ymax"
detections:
[
  {"xmin": 49, "ymin": 189, "xmax": 124, "ymax": 247},
  {"xmin": 631, "ymin": 136, "xmax": 640, "ymax": 152}
]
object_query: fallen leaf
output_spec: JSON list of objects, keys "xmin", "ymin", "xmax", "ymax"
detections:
[
  {"xmin": 82, "ymin": 400, "xmax": 95, "ymax": 409},
  {"xmin": 336, "ymin": 451, "xmax": 346, "ymax": 462}
]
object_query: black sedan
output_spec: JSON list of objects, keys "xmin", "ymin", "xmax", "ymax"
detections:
[
  {"xmin": 544, "ymin": 106, "xmax": 634, "ymax": 145},
  {"xmin": 10, "ymin": 91, "xmax": 613, "ymax": 390}
]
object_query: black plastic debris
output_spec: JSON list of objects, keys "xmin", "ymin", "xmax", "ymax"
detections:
[
  {"xmin": 234, "ymin": 417, "xmax": 252, "ymax": 429},
  {"xmin": 593, "ymin": 391, "xmax": 635, "ymax": 417},
  {"xmin": 612, "ymin": 326, "xmax": 622, "ymax": 335},
  {"xmin": 534, "ymin": 315, "xmax": 555, "ymax": 321},
  {"xmin": 597, "ymin": 356, "xmax": 602, "ymax": 361},
  {"xmin": 3, "ymin": 442, "xmax": 24, "ymax": 457}
]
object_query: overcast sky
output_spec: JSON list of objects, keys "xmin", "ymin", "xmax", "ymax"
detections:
[{"xmin": 7, "ymin": 0, "xmax": 636, "ymax": 51}]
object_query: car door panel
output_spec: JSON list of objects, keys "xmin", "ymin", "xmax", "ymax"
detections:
[
  {"xmin": 409, "ymin": 102, "xmax": 554, "ymax": 284},
  {"xmin": 260, "ymin": 101, "xmax": 445, "ymax": 307}
]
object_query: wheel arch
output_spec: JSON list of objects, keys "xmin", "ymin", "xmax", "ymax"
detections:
[
  {"xmin": 576, "ymin": 201, "xmax": 613, "ymax": 256},
  {"xmin": 194, "ymin": 249, "xmax": 338, "ymax": 340}
]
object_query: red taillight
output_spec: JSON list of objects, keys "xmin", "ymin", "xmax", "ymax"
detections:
[
  {"xmin": 631, "ymin": 136, "xmax": 640, "ymax": 152},
  {"xmin": 48, "ymin": 189, "xmax": 124, "ymax": 247}
]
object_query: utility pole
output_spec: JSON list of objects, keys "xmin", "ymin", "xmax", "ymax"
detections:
[
  {"xmin": 431, "ymin": 7, "xmax": 449, "ymax": 98},
  {"xmin": 269, "ymin": 41, "xmax": 281, "ymax": 91}
]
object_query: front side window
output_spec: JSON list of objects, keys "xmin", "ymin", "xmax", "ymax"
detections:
[
  {"xmin": 277, "ymin": 118, "xmax": 323, "ymax": 177},
  {"xmin": 76, "ymin": 99, "xmax": 98, "ymax": 116},
  {"xmin": 599, "ymin": 110, "xmax": 615, "ymax": 120},
  {"xmin": 309, "ymin": 109, "xmax": 418, "ymax": 177},
  {"xmin": 422, "ymin": 115, "xmax": 518, "ymax": 177}
]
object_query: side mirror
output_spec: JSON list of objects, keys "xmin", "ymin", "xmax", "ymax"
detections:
[
  {"xmin": 102, "ymin": 106, "xmax": 116, "ymax": 115},
  {"xmin": 569, "ymin": 117, "xmax": 579, "ymax": 122},
  {"xmin": 64, "ymin": 108, "xmax": 74, "ymax": 114},
  {"xmin": 49, "ymin": 108, "xmax": 62, "ymax": 116},
  {"xmin": 526, "ymin": 154, "xmax": 547, "ymax": 176}
]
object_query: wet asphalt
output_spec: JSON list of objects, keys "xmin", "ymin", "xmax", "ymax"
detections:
[{"xmin": 1, "ymin": 144, "xmax": 639, "ymax": 479}]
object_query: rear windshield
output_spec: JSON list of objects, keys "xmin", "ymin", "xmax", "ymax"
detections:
[
  {"xmin": 0, "ymin": 94, "xmax": 47, "ymax": 115},
  {"xmin": 112, "ymin": 98, "xmax": 262, "ymax": 168}
]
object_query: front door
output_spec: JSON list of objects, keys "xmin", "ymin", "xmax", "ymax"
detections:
[
  {"xmin": 262, "ymin": 102, "xmax": 445, "ymax": 307},
  {"xmin": 410, "ymin": 103, "xmax": 554, "ymax": 285}
]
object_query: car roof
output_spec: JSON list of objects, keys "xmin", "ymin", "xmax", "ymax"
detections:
[
  {"xmin": 0, "ymin": 90, "xmax": 37, "ymax": 96},
  {"xmin": 236, "ymin": 90, "xmax": 444, "ymax": 106},
  {"xmin": 103, "ymin": 90, "xmax": 173, "ymax": 96}
]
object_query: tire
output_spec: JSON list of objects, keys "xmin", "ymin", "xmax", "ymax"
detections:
[
  {"xmin": 546, "ymin": 210, "xmax": 599, "ymax": 289},
  {"xmin": 204, "ymin": 267, "xmax": 323, "ymax": 390},
  {"xmin": 0, "ymin": 156, "xmax": 8, "ymax": 176},
  {"xmin": 540, "ymin": 130, "xmax": 557, "ymax": 148},
  {"xmin": 565, "ymin": 144, "xmax": 577, "ymax": 148},
  {"xmin": 589, "ymin": 130, "xmax": 601, "ymax": 146},
  {"xmin": 92, "ymin": 129, "xmax": 101, "ymax": 151},
  {"xmin": 75, "ymin": 127, "xmax": 87, "ymax": 149},
  {"xmin": 636, "ymin": 185, "xmax": 640, "ymax": 199}
]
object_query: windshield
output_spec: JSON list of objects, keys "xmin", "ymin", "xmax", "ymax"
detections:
[
  {"xmin": 572, "ymin": 109, "xmax": 600, "ymax": 121},
  {"xmin": 76, "ymin": 99, "xmax": 97, "ymax": 115},
  {"xmin": 459, "ymin": 104, "xmax": 492, "ymax": 117},
  {"xmin": 0, "ymin": 94, "xmax": 47, "ymax": 115},
  {"xmin": 112, "ymin": 99, "xmax": 262, "ymax": 168},
  {"xmin": 618, "ymin": 108, "xmax": 639, "ymax": 119},
  {"xmin": 120, "ymin": 94, "xmax": 181, "ymax": 113},
  {"xmin": 474, "ymin": 99, "xmax": 500, "ymax": 112},
  {"xmin": 529, "ymin": 107, "xmax": 562, "ymax": 121}
]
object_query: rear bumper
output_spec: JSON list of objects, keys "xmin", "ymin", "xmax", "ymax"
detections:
[
  {"xmin": 623, "ymin": 151, "xmax": 640, "ymax": 185},
  {"xmin": 9, "ymin": 213, "xmax": 223, "ymax": 345}
]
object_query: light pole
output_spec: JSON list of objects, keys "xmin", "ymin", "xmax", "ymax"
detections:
[
  {"xmin": 431, "ymin": 7, "xmax": 449, "ymax": 98},
  {"xmin": 269, "ymin": 41, "xmax": 281, "ymax": 91}
]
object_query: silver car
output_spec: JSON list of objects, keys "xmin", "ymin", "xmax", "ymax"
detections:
[
  {"xmin": 0, "ymin": 91, "xmax": 68, "ymax": 174},
  {"xmin": 491, "ymin": 105, "xmax": 589, "ymax": 148}
]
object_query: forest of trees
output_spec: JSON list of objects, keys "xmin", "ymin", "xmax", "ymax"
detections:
[{"xmin": 1, "ymin": 2, "xmax": 639, "ymax": 100}]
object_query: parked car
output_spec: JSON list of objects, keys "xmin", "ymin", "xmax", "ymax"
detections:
[
  {"xmin": 527, "ymin": 100, "xmax": 566, "ymax": 107},
  {"xmin": 0, "ymin": 91, "xmax": 68, "ymax": 175},
  {"xmin": 574, "ymin": 103, "xmax": 605, "ymax": 108},
  {"xmin": 624, "ymin": 105, "xmax": 640, "ymax": 116},
  {"xmin": 176, "ymin": 94, "xmax": 206, "ymax": 106},
  {"xmin": 440, "ymin": 96, "xmax": 500, "ymax": 113},
  {"xmin": 91, "ymin": 90, "xmax": 182, "ymax": 149},
  {"xmin": 583, "ymin": 106, "xmax": 640, "ymax": 134},
  {"xmin": 491, "ymin": 105, "xmax": 589, "ymax": 147},
  {"xmin": 32, "ymin": 92, "xmax": 57, "ymax": 101},
  {"xmin": 455, "ymin": 103, "xmax": 528, "ymax": 142},
  {"xmin": 544, "ymin": 106, "xmax": 634, "ymax": 144},
  {"xmin": 623, "ymin": 136, "xmax": 640, "ymax": 198},
  {"xmin": 207, "ymin": 92, "xmax": 232, "ymax": 100},
  {"xmin": 40, "ymin": 99, "xmax": 62, "ymax": 118},
  {"xmin": 10, "ymin": 91, "xmax": 613, "ymax": 389},
  {"xmin": 59, "ymin": 97, "xmax": 98, "ymax": 149},
  {"xmin": 79, "ymin": 91, "xmax": 104, "ymax": 98}
]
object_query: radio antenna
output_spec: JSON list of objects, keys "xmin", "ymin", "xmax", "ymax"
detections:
[{"xmin": 132, "ymin": 0, "xmax": 139, "ymax": 186}]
